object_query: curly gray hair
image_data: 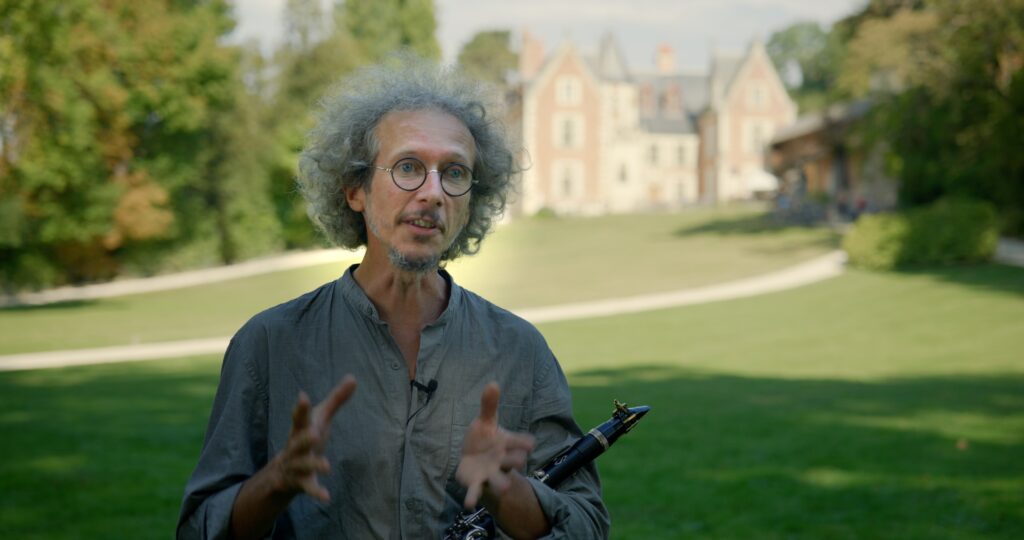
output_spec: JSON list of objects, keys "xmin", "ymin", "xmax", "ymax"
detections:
[{"xmin": 297, "ymin": 57, "xmax": 519, "ymax": 262}]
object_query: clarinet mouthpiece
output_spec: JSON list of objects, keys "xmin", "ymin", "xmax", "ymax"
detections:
[
  {"xmin": 605, "ymin": 401, "xmax": 650, "ymax": 443},
  {"xmin": 614, "ymin": 400, "xmax": 650, "ymax": 424}
]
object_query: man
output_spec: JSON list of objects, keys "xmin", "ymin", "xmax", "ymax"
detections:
[{"xmin": 177, "ymin": 58, "xmax": 609, "ymax": 539}]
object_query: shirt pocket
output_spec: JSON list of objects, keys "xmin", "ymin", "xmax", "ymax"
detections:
[{"xmin": 446, "ymin": 400, "xmax": 529, "ymax": 484}]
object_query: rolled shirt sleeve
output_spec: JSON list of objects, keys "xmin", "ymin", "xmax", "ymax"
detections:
[
  {"xmin": 522, "ymin": 349, "xmax": 610, "ymax": 539},
  {"xmin": 177, "ymin": 320, "xmax": 272, "ymax": 539}
]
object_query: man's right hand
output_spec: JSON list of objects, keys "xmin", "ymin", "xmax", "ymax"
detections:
[
  {"xmin": 272, "ymin": 375, "xmax": 357, "ymax": 502},
  {"xmin": 230, "ymin": 375, "xmax": 356, "ymax": 540}
]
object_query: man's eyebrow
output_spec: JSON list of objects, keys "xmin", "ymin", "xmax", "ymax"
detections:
[{"xmin": 391, "ymin": 149, "xmax": 473, "ymax": 164}]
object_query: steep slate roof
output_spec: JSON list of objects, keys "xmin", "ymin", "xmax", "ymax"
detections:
[
  {"xmin": 635, "ymin": 73, "xmax": 712, "ymax": 115},
  {"xmin": 595, "ymin": 32, "xmax": 631, "ymax": 82},
  {"xmin": 639, "ymin": 115, "xmax": 696, "ymax": 134},
  {"xmin": 770, "ymin": 100, "xmax": 872, "ymax": 145},
  {"xmin": 678, "ymin": 74, "xmax": 709, "ymax": 114},
  {"xmin": 709, "ymin": 52, "xmax": 744, "ymax": 105},
  {"xmin": 633, "ymin": 71, "xmax": 707, "ymax": 134},
  {"xmin": 530, "ymin": 32, "xmax": 727, "ymax": 135}
]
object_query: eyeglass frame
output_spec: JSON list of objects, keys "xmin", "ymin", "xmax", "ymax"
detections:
[{"xmin": 372, "ymin": 156, "xmax": 477, "ymax": 197}]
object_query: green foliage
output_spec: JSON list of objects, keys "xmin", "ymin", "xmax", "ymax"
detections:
[
  {"xmin": 457, "ymin": 30, "xmax": 516, "ymax": 86},
  {"xmin": 283, "ymin": 0, "xmax": 329, "ymax": 51},
  {"xmin": 0, "ymin": 0, "xmax": 285, "ymax": 289},
  {"xmin": 766, "ymin": 22, "xmax": 842, "ymax": 112},
  {"xmin": 837, "ymin": 7, "xmax": 941, "ymax": 97},
  {"xmin": 842, "ymin": 212, "xmax": 910, "ymax": 270},
  {"xmin": 265, "ymin": 6, "xmax": 369, "ymax": 249},
  {"xmin": 838, "ymin": 0, "xmax": 1024, "ymax": 234},
  {"xmin": 532, "ymin": 206, "xmax": 558, "ymax": 219},
  {"xmin": 843, "ymin": 198, "xmax": 999, "ymax": 269},
  {"xmin": 341, "ymin": 0, "xmax": 440, "ymax": 63},
  {"xmin": 0, "ymin": 0, "xmax": 436, "ymax": 290}
]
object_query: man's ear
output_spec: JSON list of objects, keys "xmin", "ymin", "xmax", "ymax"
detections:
[{"xmin": 345, "ymin": 184, "xmax": 365, "ymax": 213}]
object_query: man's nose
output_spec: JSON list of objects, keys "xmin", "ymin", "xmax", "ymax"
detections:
[{"xmin": 417, "ymin": 170, "xmax": 445, "ymax": 203}]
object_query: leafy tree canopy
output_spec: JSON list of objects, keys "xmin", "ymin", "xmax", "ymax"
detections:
[
  {"xmin": 457, "ymin": 30, "xmax": 516, "ymax": 86},
  {"xmin": 843, "ymin": 0, "xmax": 1024, "ymax": 233},
  {"xmin": 766, "ymin": 21, "xmax": 840, "ymax": 112},
  {"xmin": 0, "ymin": 0, "xmax": 243, "ymax": 288},
  {"xmin": 341, "ymin": 0, "xmax": 440, "ymax": 63}
]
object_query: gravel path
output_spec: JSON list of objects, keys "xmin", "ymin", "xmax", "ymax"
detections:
[
  {"xmin": 0, "ymin": 251, "xmax": 847, "ymax": 371},
  {"xmin": 0, "ymin": 248, "xmax": 365, "ymax": 308},
  {"xmin": 5, "ymin": 239, "xmax": 1021, "ymax": 372}
]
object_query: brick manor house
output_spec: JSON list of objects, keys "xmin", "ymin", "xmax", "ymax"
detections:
[{"xmin": 511, "ymin": 31, "xmax": 797, "ymax": 215}]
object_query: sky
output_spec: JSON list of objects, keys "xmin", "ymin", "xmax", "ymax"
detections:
[{"xmin": 229, "ymin": 0, "xmax": 865, "ymax": 72}]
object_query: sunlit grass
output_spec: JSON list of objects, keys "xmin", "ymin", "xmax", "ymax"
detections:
[
  {"xmin": 553, "ymin": 264, "xmax": 1024, "ymax": 538},
  {"xmin": 1, "ymin": 263, "xmax": 1022, "ymax": 538},
  {"xmin": 0, "ymin": 207, "xmax": 838, "ymax": 354}
]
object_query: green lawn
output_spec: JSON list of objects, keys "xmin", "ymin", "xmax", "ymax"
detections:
[
  {"xmin": 2, "ymin": 264, "xmax": 1022, "ymax": 538},
  {"xmin": 0, "ymin": 207, "xmax": 838, "ymax": 354},
  {"xmin": 555, "ymin": 264, "xmax": 1024, "ymax": 539}
]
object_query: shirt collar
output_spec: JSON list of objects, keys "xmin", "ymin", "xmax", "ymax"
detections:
[{"xmin": 338, "ymin": 264, "xmax": 462, "ymax": 327}]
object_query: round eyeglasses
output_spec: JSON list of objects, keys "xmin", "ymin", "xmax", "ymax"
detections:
[{"xmin": 374, "ymin": 157, "xmax": 476, "ymax": 197}]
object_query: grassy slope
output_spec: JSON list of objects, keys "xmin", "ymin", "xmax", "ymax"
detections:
[
  {"xmin": 0, "ymin": 207, "xmax": 838, "ymax": 354},
  {"xmin": 1, "ymin": 264, "xmax": 1022, "ymax": 538},
  {"xmin": 554, "ymin": 264, "xmax": 1024, "ymax": 539}
]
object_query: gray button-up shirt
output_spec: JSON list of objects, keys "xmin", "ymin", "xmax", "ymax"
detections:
[{"xmin": 177, "ymin": 267, "xmax": 609, "ymax": 539}]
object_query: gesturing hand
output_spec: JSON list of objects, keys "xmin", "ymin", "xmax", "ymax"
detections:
[
  {"xmin": 273, "ymin": 375, "xmax": 356, "ymax": 502},
  {"xmin": 455, "ymin": 382, "xmax": 536, "ymax": 509}
]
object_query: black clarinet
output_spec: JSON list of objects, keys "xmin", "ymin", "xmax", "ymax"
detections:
[{"xmin": 443, "ymin": 400, "xmax": 651, "ymax": 540}]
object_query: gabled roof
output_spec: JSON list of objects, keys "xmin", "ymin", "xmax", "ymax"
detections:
[
  {"xmin": 640, "ymin": 115, "xmax": 697, "ymax": 135},
  {"xmin": 710, "ymin": 40, "xmax": 795, "ymax": 117},
  {"xmin": 709, "ymin": 52, "xmax": 744, "ymax": 105},
  {"xmin": 633, "ymin": 71, "xmax": 709, "ymax": 120},
  {"xmin": 523, "ymin": 40, "xmax": 603, "ymax": 104},
  {"xmin": 520, "ymin": 32, "xmax": 792, "ymax": 134},
  {"xmin": 595, "ymin": 32, "xmax": 631, "ymax": 82},
  {"xmin": 770, "ymin": 100, "xmax": 872, "ymax": 145},
  {"xmin": 678, "ymin": 74, "xmax": 708, "ymax": 114}
]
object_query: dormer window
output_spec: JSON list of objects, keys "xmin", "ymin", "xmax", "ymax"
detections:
[
  {"xmin": 748, "ymin": 83, "xmax": 767, "ymax": 109},
  {"xmin": 556, "ymin": 76, "xmax": 582, "ymax": 106}
]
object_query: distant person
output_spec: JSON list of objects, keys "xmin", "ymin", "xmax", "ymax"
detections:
[
  {"xmin": 177, "ymin": 57, "xmax": 608, "ymax": 539},
  {"xmin": 853, "ymin": 197, "xmax": 868, "ymax": 221}
]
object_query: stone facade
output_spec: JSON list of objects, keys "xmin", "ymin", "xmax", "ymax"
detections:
[{"xmin": 516, "ymin": 32, "xmax": 797, "ymax": 215}]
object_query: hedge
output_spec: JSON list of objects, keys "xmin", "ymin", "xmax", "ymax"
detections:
[{"xmin": 843, "ymin": 198, "xmax": 999, "ymax": 270}]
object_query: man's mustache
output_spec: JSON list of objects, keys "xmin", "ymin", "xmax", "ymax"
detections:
[{"xmin": 398, "ymin": 210, "xmax": 445, "ymax": 232}]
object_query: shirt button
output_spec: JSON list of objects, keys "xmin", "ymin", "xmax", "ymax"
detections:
[
  {"xmin": 390, "ymin": 361, "xmax": 401, "ymax": 370},
  {"xmin": 404, "ymin": 498, "xmax": 422, "ymax": 512}
]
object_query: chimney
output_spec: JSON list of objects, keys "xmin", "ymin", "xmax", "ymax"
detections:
[
  {"xmin": 519, "ymin": 30, "xmax": 545, "ymax": 82},
  {"xmin": 656, "ymin": 43, "xmax": 675, "ymax": 75}
]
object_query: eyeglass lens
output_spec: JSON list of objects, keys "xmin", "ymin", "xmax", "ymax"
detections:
[{"xmin": 390, "ymin": 157, "xmax": 473, "ymax": 196}]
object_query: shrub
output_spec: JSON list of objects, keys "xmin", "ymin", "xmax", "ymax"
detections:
[
  {"xmin": 843, "ymin": 198, "xmax": 998, "ymax": 270},
  {"xmin": 843, "ymin": 213, "xmax": 910, "ymax": 270},
  {"xmin": 533, "ymin": 207, "xmax": 559, "ymax": 220}
]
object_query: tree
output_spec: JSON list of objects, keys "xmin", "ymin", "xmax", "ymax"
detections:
[
  {"xmin": 846, "ymin": 0, "xmax": 1024, "ymax": 233},
  {"xmin": 767, "ymin": 22, "xmax": 842, "ymax": 112},
  {"xmin": 284, "ymin": 0, "xmax": 329, "ymax": 52},
  {"xmin": 194, "ymin": 44, "xmax": 284, "ymax": 266},
  {"xmin": 0, "ymin": 0, "xmax": 273, "ymax": 289},
  {"xmin": 397, "ymin": 0, "xmax": 440, "ymax": 59},
  {"xmin": 266, "ymin": 4, "xmax": 369, "ymax": 249},
  {"xmin": 836, "ymin": 8, "xmax": 941, "ymax": 97},
  {"xmin": 341, "ymin": 0, "xmax": 440, "ymax": 63},
  {"xmin": 457, "ymin": 30, "xmax": 516, "ymax": 86}
]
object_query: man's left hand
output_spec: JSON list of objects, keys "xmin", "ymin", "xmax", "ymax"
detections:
[{"xmin": 455, "ymin": 382, "xmax": 536, "ymax": 509}]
